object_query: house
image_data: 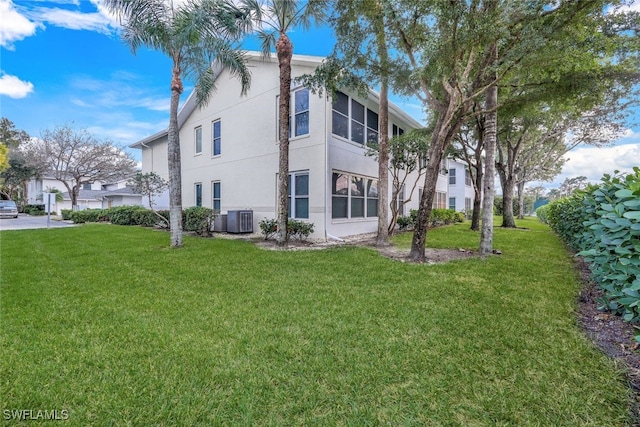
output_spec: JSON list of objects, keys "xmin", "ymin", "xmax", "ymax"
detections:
[
  {"xmin": 27, "ymin": 176, "xmax": 142, "ymax": 213},
  {"xmin": 447, "ymin": 161, "xmax": 475, "ymax": 214},
  {"xmin": 131, "ymin": 52, "xmax": 474, "ymax": 239}
]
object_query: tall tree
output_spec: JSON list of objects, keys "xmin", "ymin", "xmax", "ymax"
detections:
[
  {"xmin": 326, "ymin": 0, "xmax": 394, "ymax": 246},
  {"xmin": 0, "ymin": 118, "xmax": 36, "ymax": 204},
  {"xmin": 242, "ymin": 0, "xmax": 328, "ymax": 248},
  {"xmin": 21, "ymin": 124, "xmax": 137, "ymax": 209},
  {"xmin": 105, "ymin": 0, "xmax": 251, "ymax": 248}
]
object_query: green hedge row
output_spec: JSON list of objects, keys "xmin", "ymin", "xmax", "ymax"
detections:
[
  {"xmin": 258, "ymin": 218, "xmax": 315, "ymax": 241},
  {"xmin": 537, "ymin": 168, "xmax": 640, "ymax": 325},
  {"xmin": 397, "ymin": 208, "xmax": 465, "ymax": 231},
  {"xmin": 66, "ymin": 206, "xmax": 218, "ymax": 236}
]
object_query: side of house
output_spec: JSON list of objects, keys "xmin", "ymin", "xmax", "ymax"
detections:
[{"xmin": 132, "ymin": 52, "xmax": 473, "ymax": 239}]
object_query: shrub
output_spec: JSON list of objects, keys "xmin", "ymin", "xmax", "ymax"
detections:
[
  {"xmin": 184, "ymin": 206, "xmax": 217, "ymax": 236},
  {"xmin": 61, "ymin": 209, "xmax": 73, "ymax": 220},
  {"xmin": 70, "ymin": 209, "xmax": 106, "ymax": 224},
  {"xmin": 397, "ymin": 215, "xmax": 412, "ymax": 231},
  {"xmin": 288, "ymin": 219, "xmax": 314, "ymax": 241},
  {"xmin": 24, "ymin": 204, "xmax": 45, "ymax": 215},
  {"xmin": 543, "ymin": 168, "xmax": 640, "ymax": 328},
  {"xmin": 259, "ymin": 218, "xmax": 278, "ymax": 240}
]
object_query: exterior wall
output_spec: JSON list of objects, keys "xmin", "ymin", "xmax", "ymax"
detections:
[
  {"xmin": 101, "ymin": 195, "xmax": 143, "ymax": 209},
  {"xmin": 27, "ymin": 178, "xmax": 66, "ymax": 204},
  {"xmin": 140, "ymin": 136, "xmax": 170, "ymax": 209}
]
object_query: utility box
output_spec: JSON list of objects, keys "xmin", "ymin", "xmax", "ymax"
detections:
[
  {"xmin": 214, "ymin": 214, "xmax": 227, "ymax": 232},
  {"xmin": 227, "ymin": 210, "xmax": 253, "ymax": 233}
]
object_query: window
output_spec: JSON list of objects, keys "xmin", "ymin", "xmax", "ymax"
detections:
[
  {"xmin": 465, "ymin": 169, "xmax": 472, "ymax": 186},
  {"xmin": 82, "ymin": 183, "xmax": 92, "ymax": 190},
  {"xmin": 331, "ymin": 91, "xmax": 379, "ymax": 146},
  {"xmin": 331, "ymin": 172, "xmax": 378, "ymax": 219},
  {"xmin": 195, "ymin": 183, "xmax": 202, "ymax": 207},
  {"xmin": 195, "ymin": 126, "xmax": 202, "ymax": 154},
  {"xmin": 465, "ymin": 197, "xmax": 472, "ymax": 213},
  {"xmin": 278, "ymin": 88, "xmax": 310, "ymax": 139},
  {"xmin": 449, "ymin": 197, "xmax": 456, "ymax": 210},
  {"xmin": 212, "ymin": 181, "xmax": 220, "ymax": 212},
  {"xmin": 392, "ymin": 124, "xmax": 405, "ymax": 137},
  {"xmin": 212, "ymin": 120, "xmax": 221, "ymax": 156},
  {"xmin": 449, "ymin": 168, "xmax": 456, "ymax": 185},
  {"xmin": 288, "ymin": 172, "xmax": 309, "ymax": 219},
  {"xmin": 432, "ymin": 191, "xmax": 447, "ymax": 209},
  {"xmin": 294, "ymin": 89, "xmax": 309, "ymax": 137}
]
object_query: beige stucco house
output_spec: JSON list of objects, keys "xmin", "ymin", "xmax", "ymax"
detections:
[{"xmin": 131, "ymin": 52, "xmax": 472, "ymax": 239}]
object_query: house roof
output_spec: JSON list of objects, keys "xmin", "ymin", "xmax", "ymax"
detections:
[
  {"xmin": 129, "ymin": 51, "xmax": 423, "ymax": 149},
  {"xmin": 61, "ymin": 187, "xmax": 142, "ymax": 201}
]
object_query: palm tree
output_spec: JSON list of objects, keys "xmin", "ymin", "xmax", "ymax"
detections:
[
  {"xmin": 105, "ymin": 0, "xmax": 252, "ymax": 248},
  {"xmin": 242, "ymin": 0, "xmax": 328, "ymax": 247}
]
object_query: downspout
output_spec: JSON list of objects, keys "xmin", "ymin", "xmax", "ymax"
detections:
[{"xmin": 324, "ymin": 87, "xmax": 329, "ymax": 242}]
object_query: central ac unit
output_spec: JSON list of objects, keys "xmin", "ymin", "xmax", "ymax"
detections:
[{"xmin": 227, "ymin": 210, "xmax": 253, "ymax": 233}]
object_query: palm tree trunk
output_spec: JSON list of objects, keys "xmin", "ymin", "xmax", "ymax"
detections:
[
  {"xmin": 276, "ymin": 33, "xmax": 293, "ymax": 248},
  {"xmin": 168, "ymin": 65, "xmax": 184, "ymax": 248},
  {"xmin": 480, "ymin": 43, "xmax": 498, "ymax": 257}
]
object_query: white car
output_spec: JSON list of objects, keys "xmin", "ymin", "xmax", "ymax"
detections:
[{"xmin": 0, "ymin": 200, "xmax": 19, "ymax": 218}]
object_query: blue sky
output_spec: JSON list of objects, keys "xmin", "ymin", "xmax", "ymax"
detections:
[{"xmin": 1, "ymin": 0, "xmax": 638, "ymax": 189}]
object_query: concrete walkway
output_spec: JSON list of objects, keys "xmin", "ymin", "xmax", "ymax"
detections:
[{"xmin": 0, "ymin": 214, "xmax": 76, "ymax": 231}]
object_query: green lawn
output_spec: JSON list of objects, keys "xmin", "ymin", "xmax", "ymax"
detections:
[{"xmin": 0, "ymin": 220, "xmax": 632, "ymax": 425}]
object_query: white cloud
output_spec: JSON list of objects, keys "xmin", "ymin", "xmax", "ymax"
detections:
[
  {"xmin": 542, "ymin": 143, "xmax": 640, "ymax": 188},
  {"xmin": 24, "ymin": 6, "xmax": 116, "ymax": 34},
  {"xmin": 0, "ymin": 73, "xmax": 34, "ymax": 98},
  {"xmin": 0, "ymin": 0, "xmax": 38, "ymax": 49}
]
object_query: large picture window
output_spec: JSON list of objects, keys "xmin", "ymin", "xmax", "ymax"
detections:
[
  {"xmin": 288, "ymin": 172, "xmax": 309, "ymax": 219},
  {"xmin": 331, "ymin": 91, "xmax": 379, "ymax": 146},
  {"xmin": 331, "ymin": 172, "xmax": 378, "ymax": 219},
  {"xmin": 433, "ymin": 191, "xmax": 447, "ymax": 209}
]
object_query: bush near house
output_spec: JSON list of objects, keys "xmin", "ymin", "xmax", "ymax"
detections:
[
  {"xmin": 23, "ymin": 204, "xmax": 46, "ymax": 216},
  {"xmin": 538, "ymin": 168, "xmax": 640, "ymax": 328},
  {"xmin": 183, "ymin": 206, "xmax": 217, "ymax": 237},
  {"xmin": 61, "ymin": 209, "xmax": 73, "ymax": 220},
  {"xmin": 397, "ymin": 208, "xmax": 464, "ymax": 230},
  {"xmin": 259, "ymin": 218, "xmax": 315, "ymax": 241}
]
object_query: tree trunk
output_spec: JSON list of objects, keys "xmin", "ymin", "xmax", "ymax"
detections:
[
  {"xmin": 168, "ymin": 64, "xmax": 184, "ymax": 248},
  {"xmin": 501, "ymin": 174, "xmax": 517, "ymax": 228},
  {"xmin": 376, "ymin": 77, "xmax": 389, "ymax": 246},
  {"xmin": 470, "ymin": 163, "xmax": 483, "ymax": 231},
  {"xmin": 275, "ymin": 33, "xmax": 293, "ymax": 248},
  {"xmin": 480, "ymin": 44, "xmax": 498, "ymax": 257},
  {"xmin": 517, "ymin": 181, "xmax": 525, "ymax": 219}
]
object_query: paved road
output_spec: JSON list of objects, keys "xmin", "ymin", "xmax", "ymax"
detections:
[{"xmin": 0, "ymin": 214, "xmax": 76, "ymax": 231}]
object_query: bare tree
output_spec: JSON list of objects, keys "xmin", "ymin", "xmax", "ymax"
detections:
[{"xmin": 22, "ymin": 124, "xmax": 137, "ymax": 209}]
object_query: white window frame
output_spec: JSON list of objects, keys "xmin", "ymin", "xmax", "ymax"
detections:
[
  {"xmin": 277, "ymin": 87, "xmax": 310, "ymax": 140},
  {"xmin": 212, "ymin": 181, "xmax": 221, "ymax": 212},
  {"xmin": 465, "ymin": 169, "xmax": 472, "ymax": 186},
  {"xmin": 449, "ymin": 197, "xmax": 456, "ymax": 211},
  {"xmin": 212, "ymin": 119, "xmax": 221, "ymax": 157},
  {"xmin": 195, "ymin": 126, "xmax": 202, "ymax": 155},
  {"xmin": 433, "ymin": 191, "xmax": 447, "ymax": 209},
  {"xmin": 449, "ymin": 168, "xmax": 456, "ymax": 185},
  {"xmin": 288, "ymin": 171, "xmax": 309, "ymax": 219}
]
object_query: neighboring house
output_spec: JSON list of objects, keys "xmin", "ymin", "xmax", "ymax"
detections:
[
  {"xmin": 447, "ymin": 160, "xmax": 476, "ymax": 214},
  {"xmin": 27, "ymin": 176, "xmax": 142, "ymax": 212},
  {"xmin": 131, "ymin": 52, "xmax": 474, "ymax": 239}
]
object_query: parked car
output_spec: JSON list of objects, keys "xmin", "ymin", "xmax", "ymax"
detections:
[{"xmin": 0, "ymin": 200, "xmax": 19, "ymax": 218}]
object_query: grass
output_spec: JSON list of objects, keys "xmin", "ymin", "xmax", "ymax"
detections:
[{"xmin": 0, "ymin": 219, "xmax": 632, "ymax": 425}]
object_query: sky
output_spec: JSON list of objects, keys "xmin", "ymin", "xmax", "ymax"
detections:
[{"xmin": 1, "ymin": 0, "xmax": 638, "ymax": 191}]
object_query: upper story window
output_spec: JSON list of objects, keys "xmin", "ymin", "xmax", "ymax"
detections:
[
  {"xmin": 195, "ymin": 126, "xmax": 202, "ymax": 155},
  {"xmin": 465, "ymin": 169, "xmax": 472, "ymax": 186},
  {"xmin": 332, "ymin": 91, "xmax": 378, "ymax": 146},
  {"xmin": 278, "ymin": 88, "xmax": 310, "ymax": 139},
  {"xmin": 212, "ymin": 120, "xmax": 221, "ymax": 156},
  {"xmin": 392, "ymin": 124, "xmax": 404, "ymax": 137},
  {"xmin": 449, "ymin": 168, "xmax": 456, "ymax": 185},
  {"xmin": 82, "ymin": 183, "xmax": 92, "ymax": 190}
]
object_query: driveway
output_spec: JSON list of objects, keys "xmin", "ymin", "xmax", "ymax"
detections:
[{"xmin": 0, "ymin": 214, "xmax": 76, "ymax": 231}]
